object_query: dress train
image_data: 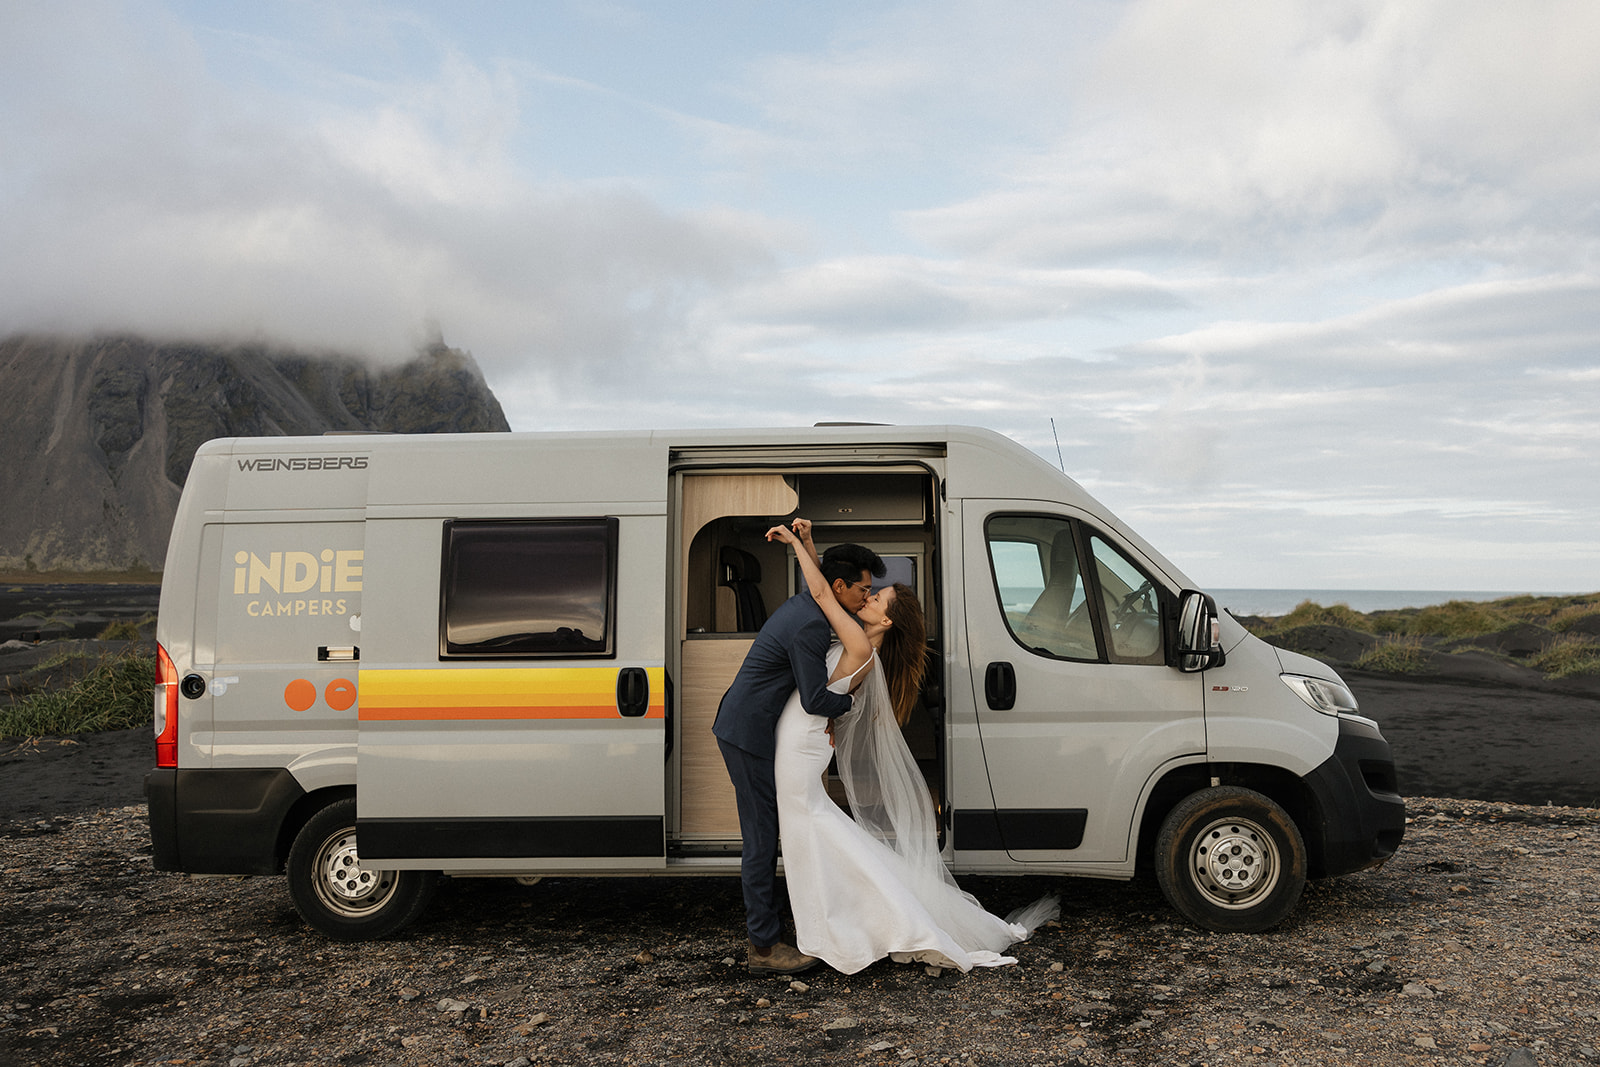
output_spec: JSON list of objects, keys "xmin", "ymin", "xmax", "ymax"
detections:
[{"xmin": 774, "ymin": 647, "xmax": 1059, "ymax": 974}]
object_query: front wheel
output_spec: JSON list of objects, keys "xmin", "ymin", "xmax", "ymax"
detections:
[
  {"xmin": 287, "ymin": 797, "xmax": 437, "ymax": 940},
  {"xmin": 1154, "ymin": 786, "xmax": 1306, "ymax": 933}
]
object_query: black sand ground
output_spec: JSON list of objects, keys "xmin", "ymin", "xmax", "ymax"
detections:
[
  {"xmin": 0, "ymin": 727, "xmax": 153, "ymax": 820},
  {"xmin": 1348, "ymin": 671, "xmax": 1600, "ymax": 808}
]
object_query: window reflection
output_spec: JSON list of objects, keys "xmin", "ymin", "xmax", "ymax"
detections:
[
  {"xmin": 988, "ymin": 515, "xmax": 1098, "ymax": 661},
  {"xmin": 986, "ymin": 515, "xmax": 1166, "ymax": 665},
  {"xmin": 442, "ymin": 520, "xmax": 617, "ymax": 657},
  {"xmin": 1089, "ymin": 535, "xmax": 1163, "ymax": 664}
]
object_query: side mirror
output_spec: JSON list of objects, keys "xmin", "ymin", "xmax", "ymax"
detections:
[{"xmin": 1176, "ymin": 590, "xmax": 1225, "ymax": 672}]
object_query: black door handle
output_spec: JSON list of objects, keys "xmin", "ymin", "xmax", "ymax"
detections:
[
  {"xmin": 985, "ymin": 661, "xmax": 1016, "ymax": 711},
  {"xmin": 617, "ymin": 667, "xmax": 650, "ymax": 717}
]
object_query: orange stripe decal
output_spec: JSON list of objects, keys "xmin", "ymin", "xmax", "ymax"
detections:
[{"xmin": 357, "ymin": 666, "xmax": 666, "ymax": 722}]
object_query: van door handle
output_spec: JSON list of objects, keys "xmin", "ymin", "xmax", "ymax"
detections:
[
  {"xmin": 984, "ymin": 662, "xmax": 1016, "ymax": 711},
  {"xmin": 617, "ymin": 667, "xmax": 650, "ymax": 718}
]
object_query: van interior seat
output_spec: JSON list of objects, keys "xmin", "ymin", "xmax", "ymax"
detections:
[
  {"xmin": 1019, "ymin": 530, "xmax": 1096, "ymax": 658},
  {"xmin": 719, "ymin": 546, "xmax": 768, "ymax": 632}
]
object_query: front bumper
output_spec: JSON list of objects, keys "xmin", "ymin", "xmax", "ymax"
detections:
[{"xmin": 1302, "ymin": 716, "xmax": 1406, "ymax": 878}]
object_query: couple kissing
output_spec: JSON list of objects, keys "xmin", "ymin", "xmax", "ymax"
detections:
[{"xmin": 712, "ymin": 517, "xmax": 1058, "ymax": 976}]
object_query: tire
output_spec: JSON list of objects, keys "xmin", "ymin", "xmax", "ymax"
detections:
[
  {"xmin": 1153, "ymin": 786, "xmax": 1307, "ymax": 934},
  {"xmin": 286, "ymin": 797, "xmax": 437, "ymax": 941}
]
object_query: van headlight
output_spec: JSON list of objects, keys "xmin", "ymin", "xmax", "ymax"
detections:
[{"xmin": 1281, "ymin": 674, "xmax": 1359, "ymax": 717}]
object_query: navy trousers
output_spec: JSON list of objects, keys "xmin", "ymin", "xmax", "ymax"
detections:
[{"xmin": 717, "ymin": 736, "xmax": 783, "ymax": 947}]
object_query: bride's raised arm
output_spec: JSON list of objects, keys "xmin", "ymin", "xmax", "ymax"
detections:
[{"xmin": 766, "ymin": 519, "xmax": 874, "ymax": 682}]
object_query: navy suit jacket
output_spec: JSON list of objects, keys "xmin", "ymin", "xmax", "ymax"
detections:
[{"xmin": 712, "ymin": 590, "xmax": 853, "ymax": 760}]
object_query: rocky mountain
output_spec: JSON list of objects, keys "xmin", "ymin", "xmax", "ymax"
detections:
[{"xmin": 0, "ymin": 334, "xmax": 510, "ymax": 573}]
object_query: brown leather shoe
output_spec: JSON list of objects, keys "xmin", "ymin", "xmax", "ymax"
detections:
[{"xmin": 747, "ymin": 941, "xmax": 821, "ymax": 975}]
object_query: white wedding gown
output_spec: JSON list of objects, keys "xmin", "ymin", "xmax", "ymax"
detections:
[{"xmin": 774, "ymin": 645, "xmax": 1058, "ymax": 974}]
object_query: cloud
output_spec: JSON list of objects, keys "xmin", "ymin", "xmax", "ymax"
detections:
[
  {"xmin": 1, "ymin": 1, "xmax": 1597, "ymax": 591},
  {"xmin": 722, "ymin": 1, "xmax": 1103, "ymax": 175},
  {"xmin": 0, "ymin": 2, "xmax": 774, "ymax": 380},
  {"xmin": 713, "ymin": 257, "xmax": 1188, "ymax": 337},
  {"xmin": 905, "ymin": 0, "xmax": 1600, "ymax": 269}
]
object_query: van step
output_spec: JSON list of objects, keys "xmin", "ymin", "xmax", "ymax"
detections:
[{"xmin": 664, "ymin": 853, "xmax": 742, "ymax": 871}]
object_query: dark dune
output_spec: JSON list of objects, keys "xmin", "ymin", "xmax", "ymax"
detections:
[{"xmin": 1347, "ymin": 669, "xmax": 1600, "ymax": 808}]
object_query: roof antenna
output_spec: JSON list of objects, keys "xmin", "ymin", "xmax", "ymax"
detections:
[{"xmin": 1050, "ymin": 418, "xmax": 1065, "ymax": 472}]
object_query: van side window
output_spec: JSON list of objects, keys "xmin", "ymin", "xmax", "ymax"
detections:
[
  {"xmin": 986, "ymin": 515, "xmax": 1099, "ymax": 661},
  {"xmin": 1088, "ymin": 534, "xmax": 1165, "ymax": 665},
  {"xmin": 440, "ymin": 519, "xmax": 618, "ymax": 658}
]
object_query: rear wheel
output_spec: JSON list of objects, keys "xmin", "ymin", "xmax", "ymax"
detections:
[
  {"xmin": 287, "ymin": 797, "xmax": 437, "ymax": 940},
  {"xmin": 1154, "ymin": 786, "xmax": 1306, "ymax": 933}
]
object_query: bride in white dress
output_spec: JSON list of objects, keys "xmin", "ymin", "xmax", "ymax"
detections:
[{"xmin": 767, "ymin": 521, "xmax": 1058, "ymax": 975}]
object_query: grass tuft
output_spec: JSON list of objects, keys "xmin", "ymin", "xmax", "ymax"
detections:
[
  {"xmin": 1275, "ymin": 600, "xmax": 1369, "ymax": 630},
  {"xmin": 1528, "ymin": 635, "xmax": 1600, "ymax": 679},
  {"xmin": 1248, "ymin": 600, "xmax": 1376, "ymax": 641},
  {"xmin": 1403, "ymin": 600, "xmax": 1514, "ymax": 639},
  {"xmin": 1352, "ymin": 635, "xmax": 1431, "ymax": 674},
  {"xmin": 0, "ymin": 649, "xmax": 155, "ymax": 736},
  {"xmin": 94, "ymin": 614, "xmax": 155, "ymax": 641},
  {"xmin": 1549, "ymin": 604, "xmax": 1600, "ymax": 633}
]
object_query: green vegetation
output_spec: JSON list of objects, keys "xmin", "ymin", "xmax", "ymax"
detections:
[
  {"xmin": 1352, "ymin": 635, "xmax": 1431, "ymax": 674},
  {"xmin": 1247, "ymin": 591, "xmax": 1600, "ymax": 641},
  {"xmin": 1549, "ymin": 602, "xmax": 1600, "ymax": 633},
  {"xmin": 1240, "ymin": 591, "xmax": 1600, "ymax": 679},
  {"xmin": 0, "ymin": 568, "xmax": 162, "ymax": 584},
  {"xmin": 95, "ymin": 613, "xmax": 156, "ymax": 641},
  {"xmin": 0, "ymin": 648, "xmax": 155, "ymax": 736},
  {"xmin": 1528, "ymin": 634, "xmax": 1600, "ymax": 679},
  {"xmin": 1405, "ymin": 599, "xmax": 1516, "ymax": 639},
  {"xmin": 1259, "ymin": 600, "xmax": 1373, "ymax": 633}
]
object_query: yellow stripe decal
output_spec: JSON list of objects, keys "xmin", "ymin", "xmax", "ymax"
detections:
[{"xmin": 358, "ymin": 667, "xmax": 666, "ymax": 722}]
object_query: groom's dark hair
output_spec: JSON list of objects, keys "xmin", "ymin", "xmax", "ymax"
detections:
[{"xmin": 820, "ymin": 543, "xmax": 886, "ymax": 586}]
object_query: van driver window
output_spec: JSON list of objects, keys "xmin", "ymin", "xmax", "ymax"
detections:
[
  {"xmin": 441, "ymin": 519, "xmax": 618, "ymax": 657},
  {"xmin": 1088, "ymin": 534, "xmax": 1164, "ymax": 665},
  {"xmin": 986, "ymin": 515, "xmax": 1098, "ymax": 661}
]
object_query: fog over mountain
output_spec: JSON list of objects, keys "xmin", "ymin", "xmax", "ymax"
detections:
[{"xmin": 0, "ymin": 334, "xmax": 509, "ymax": 573}]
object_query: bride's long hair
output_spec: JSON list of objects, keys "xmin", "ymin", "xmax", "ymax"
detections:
[{"xmin": 879, "ymin": 582, "xmax": 928, "ymax": 726}]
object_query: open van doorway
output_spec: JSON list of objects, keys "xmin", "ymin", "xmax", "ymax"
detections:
[{"xmin": 670, "ymin": 462, "xmax": 945, "ymax": 856}]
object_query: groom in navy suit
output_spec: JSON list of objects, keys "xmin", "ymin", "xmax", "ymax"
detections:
[{"xmin": 714, "ymin": 539, "xmax": 885, "ymax": 974}]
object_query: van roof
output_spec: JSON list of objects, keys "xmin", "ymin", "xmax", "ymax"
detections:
[{"xmin": 189, "ymin": 424, "xmax": 1193, "ymax": 590}]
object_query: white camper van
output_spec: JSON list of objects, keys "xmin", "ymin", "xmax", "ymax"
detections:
[{"xmin": 147, "ymin": 425, "xmax": 1404, "ymax": 940}]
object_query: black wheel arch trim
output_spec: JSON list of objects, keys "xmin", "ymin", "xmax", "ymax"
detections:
[
  {"xmin": 145, "ymin": 767, "xmax": 309, "ymax": 875},
  {"xmin": 1134, "ymin": 717, "xmax": 1404, "ymax": 881}
]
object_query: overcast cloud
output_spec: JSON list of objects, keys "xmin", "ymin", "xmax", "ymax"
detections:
[{"xmin": 2, "ymin": 0, "xmax": 1597, "ymax": 592}]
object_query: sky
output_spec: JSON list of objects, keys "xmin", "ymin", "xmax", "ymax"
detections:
[{"xmin": 3, "ymin": 1, "xmax": 1599, "ymax": 593}]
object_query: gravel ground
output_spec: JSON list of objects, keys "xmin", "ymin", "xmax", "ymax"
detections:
[{"xmin": 3, "ymin": 799, "xmax": 1597, "ymax": 1067}]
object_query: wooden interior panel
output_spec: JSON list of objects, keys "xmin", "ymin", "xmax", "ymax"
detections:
[
  {"xmin": 680, "ymin": 474, "xmax": 798, "ymax": 638},
  {"xmin": 679, "ymin": 636, "xmax": 754, "ymax": 838}
]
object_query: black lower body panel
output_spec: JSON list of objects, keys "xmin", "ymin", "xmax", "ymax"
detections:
[
  {"xmin": 953, "ymin": 808, "xmax": 1088, "ymax": 851},
  {"xmin": 1303, "ymin": 717, "xmax": 1406, "ymax": 877},
  {"xmin": 144, "ymin": 767, "xmax": 307, "ymax": 875},
  {"xmin": 356, "ymin": 816, "xmax": 664, "ymax": 860}
]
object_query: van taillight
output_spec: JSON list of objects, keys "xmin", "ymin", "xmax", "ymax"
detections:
[{"xmin": 154, "ymin": 643, "xmax": 179, "ymax": 768}]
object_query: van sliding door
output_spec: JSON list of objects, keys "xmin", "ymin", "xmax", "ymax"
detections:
[{"xmin": 357, "ymin": 506, "xmax": 668, "ymax": 872}]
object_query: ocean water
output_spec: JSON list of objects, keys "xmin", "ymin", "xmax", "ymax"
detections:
[{"xmin": 1207, "ymin": 589, "xmax": 1560, "ymax": 618}]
